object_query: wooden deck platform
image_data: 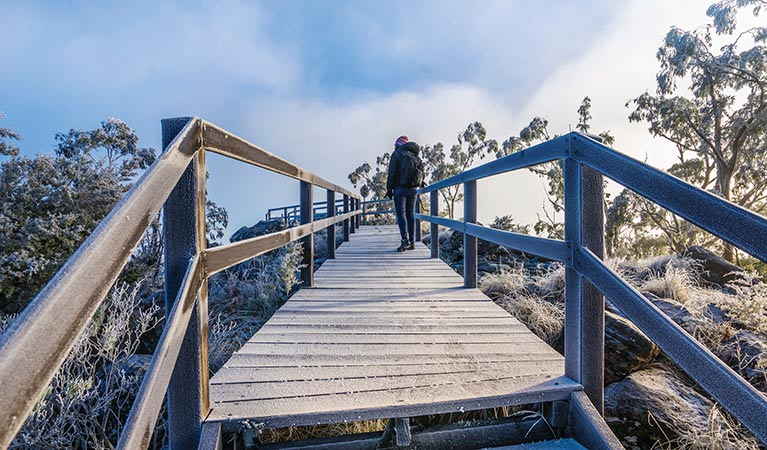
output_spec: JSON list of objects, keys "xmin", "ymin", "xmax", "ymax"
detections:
[{"xmin": 207, "ymin": 225, "xmax": 578, "ymax": 430}]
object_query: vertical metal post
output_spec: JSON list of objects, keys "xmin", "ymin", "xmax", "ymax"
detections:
[
  {"xmin": 300, "ymin": 181, "xmax": 314, "ymax": 287},
  {"xmin": 415, "ymin": 195, "xmax": 422, "ymax": 242},
  {"xmin": 326, "ymin": 190, "xmax": 336, "ymax": 259},
  {"xmin": 430, "ymin": 191, "xmax": 439, "ymax": 259},
  {"xmin": 361, "ymin": 200, "xmax": 366, "ymax": 225},
  {"xmin": 194, "ymin": 145, "xmax": 210, "ymax": 420},
  {"xmin": 581, "ymin": 163, "xmax": 605, "ymax": 414},
  {"xmin": 350, "ymin": 198, "xmax": 356, "ymax": 234},
  {"xmin": 564, "ymin": 157, "xmax": 583, "ymax": 384},
  {"xmin": 343, "ymin": 194, "xmax": 350, "ymax": 242},
  {"xmin": 463, "ymin": 181, "xmax": 477, "ymax": 288},
  {"xmin": 162, "ymin": 117, "xmax": 202, "ymax": 450},
  {"xmin": 564, "ymin": 146, "xmax": 605, "ymax": 415},
  {"xmin": 355, "ymin": 198, "xmax": 361, "ymax": 228}
]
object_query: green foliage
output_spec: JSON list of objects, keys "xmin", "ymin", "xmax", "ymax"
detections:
[
  {"xmin": 0, "ymin": 112, "xmax": 21, "ymax": 157},
  {"xmin": 423, "ymin": 122, "xmax": 498, "ymax": 218},
  {"xmin": 627, "ymin": 1, "xmax": 767, "ymax": 260},
  {"xmin": 498, "ymin": 97, "xmax": 614, "ymax": 239},
  {"xmin": 348, "ymin": 153, "xmax": 390, "ymax": 200},
  {"xmin": 490, "ymin": 215, "xmax": 530, "ymax": 234},
  {"xmin": 0, "ymin": 118, "xmax": 154, "ymax": 314}
]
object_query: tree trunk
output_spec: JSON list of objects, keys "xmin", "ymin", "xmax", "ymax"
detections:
[{"xmin": 716, "ymin": 163, "xmax": 736, "ymax": 262}]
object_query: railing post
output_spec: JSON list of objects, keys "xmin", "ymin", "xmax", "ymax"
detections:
[
  {"xmin": 326, "ymin": 190, "xmax": 336, "ymax": 259},
  {"xmin": 415, "ymin": 195, "xmax": 422, "ymax": 243},
  {"xmin": 350, "ymin": 198, "xmax": 356, "ymax": 234},
  {"xmin": 343, "ymin": 194, "xmax": 350, "ymax": 242},
  {"xmin": 356, "ymin": 198, "xmax": 361, "ymax": 228},
  {"xmin": 564, "ymin": 145, "xmax": 605, "ymax": 415},
  {"xmin": 301, "ymin": 181, "xmax": 314, "ymax": 287},
  {"xmin": 361, "ymin": 200, "xmax": 366, "ymax": 225},
  {"xmin": 162, "ymin": 117, "xmax": 202, "ymax": 450},
  {"xmin": 463, "ymin": 181, "xmax": 477, "ymax": 288},
  {"xmin": 430, "ymin": 191, "xmax": 439, "ymax": 259}
]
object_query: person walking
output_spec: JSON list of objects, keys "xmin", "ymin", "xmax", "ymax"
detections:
[{"xmin": 386, "ymin": 135, "xmax": 425, "ymax": 252}]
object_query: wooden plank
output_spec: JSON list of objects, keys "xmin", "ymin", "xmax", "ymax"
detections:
[
  {"xmin": 224, "ymin": 352, "xmax": 562, "ymax": 368},
  {"xmin": 236, "ymin": 342, "xmax": 554, "ymax": 356},
  {"xmin": 210, "ymin": 368, "xmax": 564, "ymax": 402},
  {"xmin": 255, "ymin": 324, "xmax": 534, "ymax": 334},
  {"xmin": 211, "ymin": 359, "xmax": 563, "ymax": 383},
  {"xmin": 207, "ymin": 225, "xmax": 573, "ymax": 430},
  {"xmin": 262, "ymin": 316, "xmax": 523, "ymax": 326},
  {"xmin": 208, "ymin": 376, "xmax": 579, "ymax": 429},
  {"xmin": 277, "ymin": 301, "xmax": 505, "ymax": 310},
  {"xmin": 246, "ymin": 332, "xmax": 539, "ymax": 344},
  {"xmin": 270, "ymin": 309, "xmax": 511, "ymax": 318}
]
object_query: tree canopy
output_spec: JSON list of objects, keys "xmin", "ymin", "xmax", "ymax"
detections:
[{"xmin": 625, "ymin": 0, "xmax": 767, "ymax": 260}]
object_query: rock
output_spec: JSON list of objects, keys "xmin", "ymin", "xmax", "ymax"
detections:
[
  {"xmin": 644, "ymin": 293, "xmax": 695, "ymax": 325},
  {"xmin": 477, "ymin": 262, "xmax": 512, "ymax": 274},
  {"xmin": 719, "ymin": 330, "xmax": 767, "ymax": 392},
  {"xmin": 230, "ymin": 219, "xmax": 286, "ymax": 243},
  {"xmin": 605, "ymin": 367, "xmax": 717, "ymax": 449},
  {"xmin": 683, "ymin": 245, "xmax": 745, "ymax": 286},
  {"xmin": 604, "ymin": 311, "xmax": 660, "ymax": 384}
]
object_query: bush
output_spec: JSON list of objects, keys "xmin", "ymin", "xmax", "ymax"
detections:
[{"xmin": 6, "ymin": 281, "xmax": 161, "ymax": 450}]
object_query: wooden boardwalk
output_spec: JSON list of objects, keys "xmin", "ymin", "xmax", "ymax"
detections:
[{"xmin": 207, "ymin": 225, "xmax": 577, "ymax": 429}]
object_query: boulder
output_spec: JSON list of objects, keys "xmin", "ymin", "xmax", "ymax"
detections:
[
  {"xmin": 719, "ymin": 330, "xmax": 767, "ymax": 392},
  {"xmin": 604, "ymin": 311, "xmax": 660, "ymax": 384},
  {"xmin": 230, "ymin": 219, "xmax": 286, "ymax": 243},
  {"xmin": 605, "ymin": 367, "xmax": 717, "ymax": 449},
  {"xmin": 682, "ymin": 245, "xmax": 745, "ymax": 286}
]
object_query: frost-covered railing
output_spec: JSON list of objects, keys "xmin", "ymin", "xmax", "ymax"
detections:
[
  {"xmin": 0, "ymin": 117, "xmax": 361, "ymax": 450},
  {"xmin": 266, "ymin": 198, "xmax": 396, "ymax": 225},
  {"xmin": 416, "ymin": 132, "xmax": 767, "ymax": 445}
]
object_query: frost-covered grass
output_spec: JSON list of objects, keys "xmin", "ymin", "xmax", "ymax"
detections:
[
  {"xmin": 480, "ymin": 265, "xmax": 565, "ymax": 346},
  {"xmin": 656, "ymin": 405, "xmax": 762, "ymax": 450},
  {"xmin": 5, "ymin": 281, "xmax": 162, "ymax": 450},
  {"xmin": 207, "ymin": 243, "xmax": 302, "ymax": 374}
]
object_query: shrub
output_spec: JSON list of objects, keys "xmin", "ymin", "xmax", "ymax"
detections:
[{"xmin": 6, "ymin": 281, "xmax": 161, "ymax": 450}]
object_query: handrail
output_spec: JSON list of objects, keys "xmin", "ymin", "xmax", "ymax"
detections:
[
  {"xmin": 0, "ymin": 117, "xmax": 361, "ymax": 450},
  {"xmin": 416, "ymin": 131, "xmax": 767, "ymax": 444}
]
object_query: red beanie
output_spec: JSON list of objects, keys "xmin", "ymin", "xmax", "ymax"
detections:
[{"xmin": 395, "ymin": 135, "xmax": 409, "ymax": 147}]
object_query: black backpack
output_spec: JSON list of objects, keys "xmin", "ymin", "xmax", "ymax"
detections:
[{"xmin": 401, "ymin": 150, "xmax": 425, "ymax": 188}]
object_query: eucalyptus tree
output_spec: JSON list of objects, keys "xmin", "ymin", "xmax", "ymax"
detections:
[
  {"xmin": 0, "ymin": 112, "xmax": 21, "ymax": 156},
  {"xmin": 497, "ymin": 97, "xmax": 614, "ymax": 239},
  {"xmin": 423, "ymin": 122, "xmax": 498, "ymax": 219},
  {"xmin": 627, "ymin": 0, "xmax": 767, "ymax": 260}
]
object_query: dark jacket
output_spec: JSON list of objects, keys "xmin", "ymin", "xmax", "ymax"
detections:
[{"xmin": 386, "ymin": 142, "xmax": 421, "ymax": 194}]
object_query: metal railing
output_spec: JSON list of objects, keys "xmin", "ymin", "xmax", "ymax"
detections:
[
  {"xmin": 266, "ymin": 198, "xmax": 397, "ymax": 225},
  {"xmin": 416, "ymin": 132, "xmax": 767, "ymax": 444},
  {"xmin": 0, "ymin": 117, "xmax": 361, "ymax": 450}
]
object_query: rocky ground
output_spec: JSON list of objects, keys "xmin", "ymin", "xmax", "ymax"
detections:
[{"xmin": 427, "ymin": 229, "xmax": 767, "ymax": 449}]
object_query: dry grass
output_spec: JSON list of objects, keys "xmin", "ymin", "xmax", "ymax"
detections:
[
  {"xmin": 653, "ymin": 405, "xmax": 762, "ymax": 450},
  {"xmin": 641, "ymin": 266, "xmax": 696, "ymax": 305},
  {"xmin": 480, "ymin": 265, "xmax": 565, "ymax": 346},
  {"xmin": 723, "ymin": 280, "xmax": 767, "ymax": 334},
  {"xmin": 496, "ymin": 294, "xmax": 564, "ymax": 346},
  {"xmin": 259, "ymin": 419, "xmax": 388, "ymax": 444},
  {"xmin": 6, "ymin": 281, "xmax": 162, "ymax": 450},
  {"xmin": 480, "ymin": 264, "xmax": 529, "ymax": 299}
]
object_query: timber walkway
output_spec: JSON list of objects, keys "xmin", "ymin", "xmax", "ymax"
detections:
[
  {"xmin": 207, "ymin": 225, "xmax": 574, "ymax": 430},
  {"xmin": 2, "ymin": 117, "xmax": 767, "ymax": 450}
]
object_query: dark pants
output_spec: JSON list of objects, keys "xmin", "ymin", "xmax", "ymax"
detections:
[{"xmin": 394, "ymin": 186, "xmax": 417, "ymax": 243}]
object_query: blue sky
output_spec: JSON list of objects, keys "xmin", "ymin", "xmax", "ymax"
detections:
[{"xmin": 1, "ymin": 1, "xmax": 714, "ymax": 237}]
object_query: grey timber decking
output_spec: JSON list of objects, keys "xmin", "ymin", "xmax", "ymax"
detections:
[{"xmin": 207, "ymin": 225, "xmax": 578, "ymax": 429}]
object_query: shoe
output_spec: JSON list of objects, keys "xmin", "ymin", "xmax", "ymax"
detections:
[
  {"xmin": 406, "ymin": 241, "xmax": 416, "ymax": 250},
  {"xmin": 397, "ymin": 240, "xmax": 408, "ymax": 252}
]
